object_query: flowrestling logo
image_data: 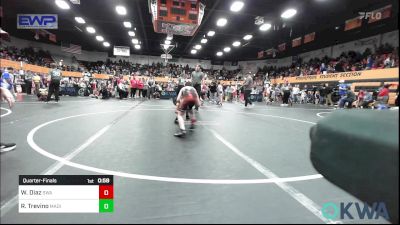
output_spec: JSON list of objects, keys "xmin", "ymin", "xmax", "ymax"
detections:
[
  {"xmin": 358, "ymin": 11, "xmax": 382, "ymax": 20},
  {"xmin": 321, "ymin": 202, "xmax": 390, "ymax": 220},
  {"xmin": 17, "ymin": 14, "xmax": 58, "ymax": 29}
]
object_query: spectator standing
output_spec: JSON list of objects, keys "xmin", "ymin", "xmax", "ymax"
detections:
[
  {"xmin": 137, "ymin": 78, "xmax": 144, "ymax": 99},
  {"xmin": 292, "ymin": 85, "xmax": 300, "ymax": 104},
  {"xmin": 209, "ymin": 80, "xmax": 217, "ymax": 104},
  {"xmin": 130, "ymin": 76, "xmax": 137, "ymax": 99},
  {"xmin": 325, "ymin": 83, "xmax": 334, "ymax": 106},
  {"xmin": 33, "ymin": 73, "xmax": 41, "ymax": 95},
  {"xmin": 319, "ymin": 84, "xmax": 327, "ymax": 105},
  {"xmin": 142, "ymin": 78, "xmax": 148, "ymax": 99},
  {"xmin": 147, "ymin": 76, "xmax": 156, "ymax": 99},
  {"xmin": 243, "ymin": 73, "xmax": 254, "ymax": 108},
  {"xmin": 24, "ymin": 71, "xmax": 33, "ymax": 95}
]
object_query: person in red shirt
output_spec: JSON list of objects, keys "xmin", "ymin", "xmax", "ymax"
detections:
[
  {"xmin": 130, "ymin": 77, "xmax": 137, "ymax": 99},
  {"xmin": 356, "ymin": 89, "xmax": 365, "ymax": 108},
  {"xmin": 376, "ymin": 84, "xmax": 391, "ymax": 106},
  {"xmin": 378, "ymin": 84, "xmax": 390, "ymax": 98},
  {"xmin": 137, "ymin": 78, "xmax": 144, "ymax": 99}
]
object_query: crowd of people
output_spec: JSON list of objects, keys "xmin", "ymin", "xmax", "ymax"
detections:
[
  {"xmin": 262, "ymin": 81, "xmax": 397, "ymax": 109},
  {"xmin": 1, "ymin": 64, "xmax": 398, "ymax": 110},
  {"xmin": 1, "ymin": 43, "xmax": 398, "ymax": 83},
  {"xmin": 0, "ymin": 46, "xmax": 54, "ymax": 68},
  {"xmin": 1, "ymin": 42, "xmax": 399, "ymax": 110},
  {"xmin": 260, "ymin": 44, "xmax": 399, "ymax": 79}
]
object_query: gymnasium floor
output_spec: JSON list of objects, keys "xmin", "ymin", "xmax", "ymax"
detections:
[{"xmin": 0, "ymin": 96, "xmax": 391, "ymax": 224}]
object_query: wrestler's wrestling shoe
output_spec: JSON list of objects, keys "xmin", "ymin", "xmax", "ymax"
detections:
[{"xmin": 174, "ymin": 129, "xmax": 186, "ymax": 137}]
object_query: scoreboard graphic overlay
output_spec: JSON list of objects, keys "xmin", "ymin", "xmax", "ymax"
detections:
[{"xmin": 19, "ymin": 175, "xmax": 114, "ymax": 213}]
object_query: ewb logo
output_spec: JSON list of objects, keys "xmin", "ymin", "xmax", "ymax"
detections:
[
  {"xmin": 322, "ymin": 202, "xmax": 390, "ymax": 220},
  {"xmin": 17, "ymin": 14, "xmax": 58, "ymax": 29}
]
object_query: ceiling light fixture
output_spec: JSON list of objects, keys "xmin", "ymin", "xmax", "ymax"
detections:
[
  {"xmin": 103, "ymin": 42, "xmax": 110, "ymax": 47},
  {"xmin": 281, "ymin": 9, "xmax": 297, "ymax": 19},
  {"xmin": 243, "ymin": 34, "xmax": 253, "ymax": 40},
  {"xmin": 55, "ymin": 0, "xmax": 70, "ymax": 9},
  {"xmin": 123, "ymin": 22, "xmax": 132, "ymax": 28},
  {"xmin": 216, "ymin": 18, "xmax": 228, "ymax": 27},
  {"xmin": 194, "ymin": 45, "xmax": 202, "ymax": 50},
  {"xmin": 95, "ymin": 35, "xmax": 104, "ymax": 41},
  {"xmin": 132, "ymin": 38, "xmax": 139, "ymax": 44},
  {"xmin": 134, "ymin": 45, "xmax": 141, "ymax": 49},
  {"xmin": 216, "ymin": 52, "xmax": 223, "ymax": 56},
  {"xmin": 191, "ymin": 49, "xmax": 197, "ymax": 54},
  {"xmin": 128, "ymin": 31, "xmax": 135, "ymax": 36},
  {"xmin": 116, "ymin": 5, "xmax": 127, "ymax": 15},
  {"xmin": 230, "ymin": 1, "xmax": 244, "ymax": 12},
  {"xmin": 259, "ymin": 23, "xmax": 272, "ymax": 31},
  {"xmin": 74, "ymin": 17, "xmax": 85, "ymax": 24},
  {"xmin": 165, "ymin": 40, "xmax": 171, "ymax": 45},
  {"xmin": 207, "ymin": 31, "xmax": 215, "ymax": 37},
  {"xmin": 223, "ymin": 47, "xmax": 231, "ymax": 52},
  {"xmin": 201, "ymin": 38, "xmax": 208, "ymax": 44},
  {"xmin": 232, "ymin": 41, "xmax": 241, "ymax": 47},
  {"xmin": 86, "ymin": 26, "xmax": 96, "ymax": 33}
]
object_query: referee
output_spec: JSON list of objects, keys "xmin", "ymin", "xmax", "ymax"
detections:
[
  {"xmin": 191, "ymin": 64, "xmax": 205, "ymax": 110},
  {"xmin": 46, "ymin": 63, "xmax": 62, "ymax": 103}
]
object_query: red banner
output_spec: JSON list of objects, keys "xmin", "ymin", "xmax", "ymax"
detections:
[
  {"xmin": 292, "ymin": 37, "xmax": 302, "ymax": 48},
  {"xmin": 368, "ymin": 5, "xmax": 392, "ymax": 24},
  {"xmin": 344, "ymin": 17, "xmax": 362, "ymax": 31},
  {"xmin": 304, "ymin": 32, "xmax": 315, "ymax": 44},
  {"xmin": 49, "ymin": 33, "xmax": 57, "ymax": 43},
  {"xmin": 278, "ymin": 43, "xmax": 286, "ymax": 52},
  {"xmin": 257, "ymin": 51, "xmax": 264, "ymax": 59}
]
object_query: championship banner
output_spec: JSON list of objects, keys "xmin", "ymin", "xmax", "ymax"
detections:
[
  {"xmin": 304, "ymin": 32, "xmax": 315, "ymax": 44},
  {"xmin": 344, "ymin": 16, "xmax": 362, "ymax": 31},
  {"xmin": 278, "ymin": 43, "xmax": 286, "ymax": 52},
  {"xmin": 368, "ymin": 5, "xmax": 392, "ymax": 24},
  {"xmin": 292, "ymin": 37, "xmax": 302, "ymax": 48}
]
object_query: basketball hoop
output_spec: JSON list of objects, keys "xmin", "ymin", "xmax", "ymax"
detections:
[{"xmin": 160, "ymin": 43, "xmax": 175, "ymax": 64}]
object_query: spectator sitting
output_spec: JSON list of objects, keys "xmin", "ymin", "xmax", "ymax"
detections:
[
  {"xmin": 98, "ymin": 83, "xmax": 110, "ymax": 99},
  {"xmin": 361, "ymin": 91, "xmax": 374, "ymax": 109},
  {"xmin": 375, "ymin": 84, "xmax": 391, "ymax": 108},
  {"xmin": 356, "ymin": 89, "xmax": 365, "ymax": 108},
  {"xmin": 339, "ymin": 86, "xmax": 356, "ymax": 109}
]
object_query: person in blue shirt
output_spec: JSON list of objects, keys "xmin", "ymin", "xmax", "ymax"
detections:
[
  {"xmin": 338, "ymin": 80, "xmax": 350, "ymax": 96},
  {"xmin": 0, "ymin": 86, "xmax": 17, "ymax": 152},
  {"xmin": 366, "ymin": 55, "xmax": 374, "ymax": 69},
  {"xmin": 361, "ymin": 91, "xmax": 374, "ymax": 109},
  {"xmin": 337, "ymin": 80, "xmax": 351, "ymax": 108},
  {"xmin": 1, "ymin": 68, "xmax": 14, "ymax": 91}
]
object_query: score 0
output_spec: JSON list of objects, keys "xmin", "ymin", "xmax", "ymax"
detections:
[{"xmin": 99, "ymin": 184, "xmax": 113, "ymax": 213}]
